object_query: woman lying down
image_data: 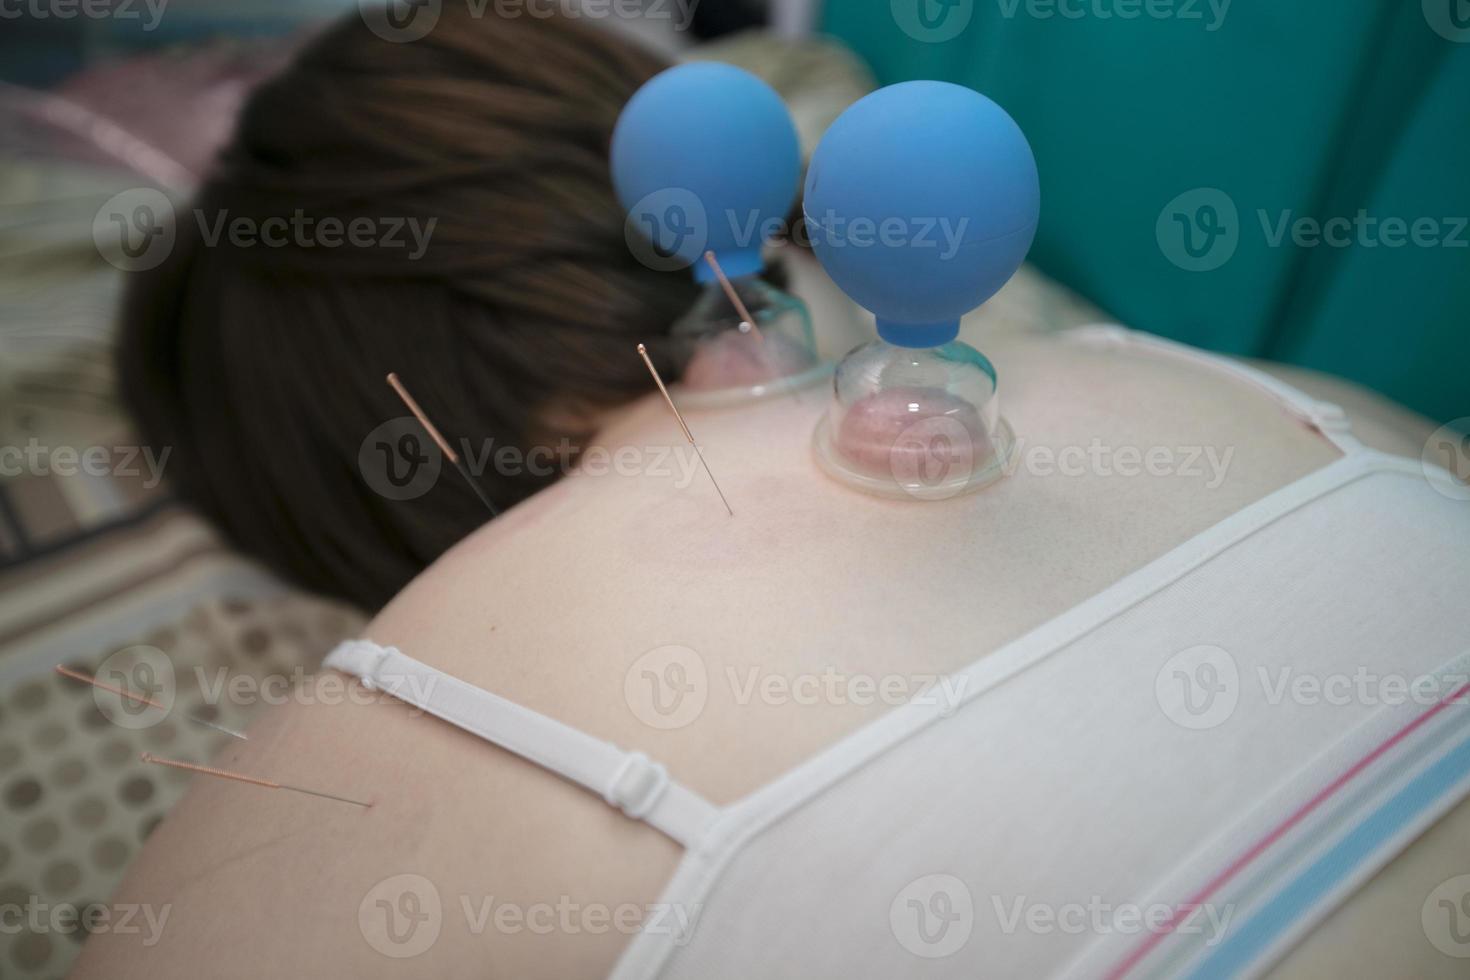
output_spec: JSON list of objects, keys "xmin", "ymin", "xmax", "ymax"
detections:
[{"xmin": 78, "ymin": 8, "xmax": 1470, "ymax": 980}]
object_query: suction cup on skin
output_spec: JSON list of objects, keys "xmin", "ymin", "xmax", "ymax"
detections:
[
  {"xmin": 671, "ymin": 273, "xmax": 828, "ymax": 408},
  {"xmin": 812, "ymin": 340, "xmax": 1015, "ymax": 499},
  {"xmin": 802, "ymin": 81, "xmax": 1040, "ymax": 499},
  {"xmin": 611, "ymin": 62, "xmax": 826, "ymax": 406}
]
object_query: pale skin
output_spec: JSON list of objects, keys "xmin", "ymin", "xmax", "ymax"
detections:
[{"xmin": 73, "ymin": 267, "xmax": 1465, "ymax": 979}]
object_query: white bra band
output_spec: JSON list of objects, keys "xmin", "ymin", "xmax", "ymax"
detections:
[
  {"xmin": 323, "ymin": 640, "xmax": 719, "ymax": 849},
  {"xmin": 1064, "ymin": 325, "xmax": 1363, "ymax": 455}
]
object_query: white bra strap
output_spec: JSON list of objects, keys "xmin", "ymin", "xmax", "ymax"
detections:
[
  {"xmin": 1065, "ymin": 324, "xmax": 1364, "ymax": 454},
  {"xmin": 324, "ymin": 640, "xmax": 718, "ymax": 849}
]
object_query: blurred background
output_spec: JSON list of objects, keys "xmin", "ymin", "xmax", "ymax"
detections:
[{"xmin": 0, "ymin": 1, "xmax": 1464, "ymax": 976}]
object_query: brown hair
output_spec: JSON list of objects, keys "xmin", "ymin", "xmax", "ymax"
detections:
[{"xmin": 118, "ymin": 7, "xmax": 700, "ymax": 610}]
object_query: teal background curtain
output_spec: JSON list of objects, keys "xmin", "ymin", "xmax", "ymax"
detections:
[{"xmin": 821, "ymin": 0, "xmax": 1468, "ymax": 429}]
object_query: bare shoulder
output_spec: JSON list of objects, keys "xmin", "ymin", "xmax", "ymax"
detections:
[{"xmin": 68, "ymin": 660, "xmax": 680, "ymax": 979}]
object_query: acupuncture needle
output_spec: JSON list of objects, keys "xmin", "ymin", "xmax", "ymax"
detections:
[
  {"xmin": 636, "ymin": 343, "xmax": 734, "ymax": 517},
  {"xmin": 140, "ymin": 753, "xmax": 372, "ymax": 809},
  {"xmin": 55, "ymin": 665, "xmax": 247, "ymax": 741}
]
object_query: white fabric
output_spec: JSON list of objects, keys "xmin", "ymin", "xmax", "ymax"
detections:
[
  {"xmin": 1059, "ymin": 649, "xmax": 1470, "ymax": 979},
  {"xmin": 615, "ymin": 454, "xmax": 1470, "ymax": 980},
  {"xmin": 322, "ymin": 640, "xmax": 718, "ymax": 847}
]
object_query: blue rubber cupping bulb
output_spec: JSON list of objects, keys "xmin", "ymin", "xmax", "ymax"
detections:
[
  {"xmin": 612, "ymin": 62, "xmax": 801, "ymax": 284},
  {"xmin": 804, "ymin": 82, "xmax": 1039, "ymax": 499},
  {"xmin": 612, "ymin": 62, "xmax": 826, "ymax": 407},
  {"xmin": 802, "ymin": 80, "xmax": 1040, "ymax": 348}
]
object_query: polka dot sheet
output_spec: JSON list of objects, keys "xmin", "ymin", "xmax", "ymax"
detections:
[{"xmin": 0, "ymin": 595, "xmax": 362, "ymax": 977}]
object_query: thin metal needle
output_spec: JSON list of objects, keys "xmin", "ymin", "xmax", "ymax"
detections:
[
  {"xmin": 56, "ymin": 665, "xmax": 248, "ymax": 741},
  {"xmin": 140, "ymin": 753, "xmax": 373, "ymax": 809},
  {"xmin": 703, "ymin": 250, "xmax": 765, "ymax": 342},
  {"xmin": 385, "ymin": 372, "xmax": 458, "ymax": 463},
  {"xmin": 277, "ymin": 784, "xmax": 377, "ymax": 808},
  {"xmin": 637, "ymin": 343, "xmax": 734, "ymax": 517},
  {"xmin": 385, "ymin": 372, "xmax": 500, "ymax": 517},
  {"xmin": 704, "ymin": 249, "xmax": 807, "ymax": 404}
]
